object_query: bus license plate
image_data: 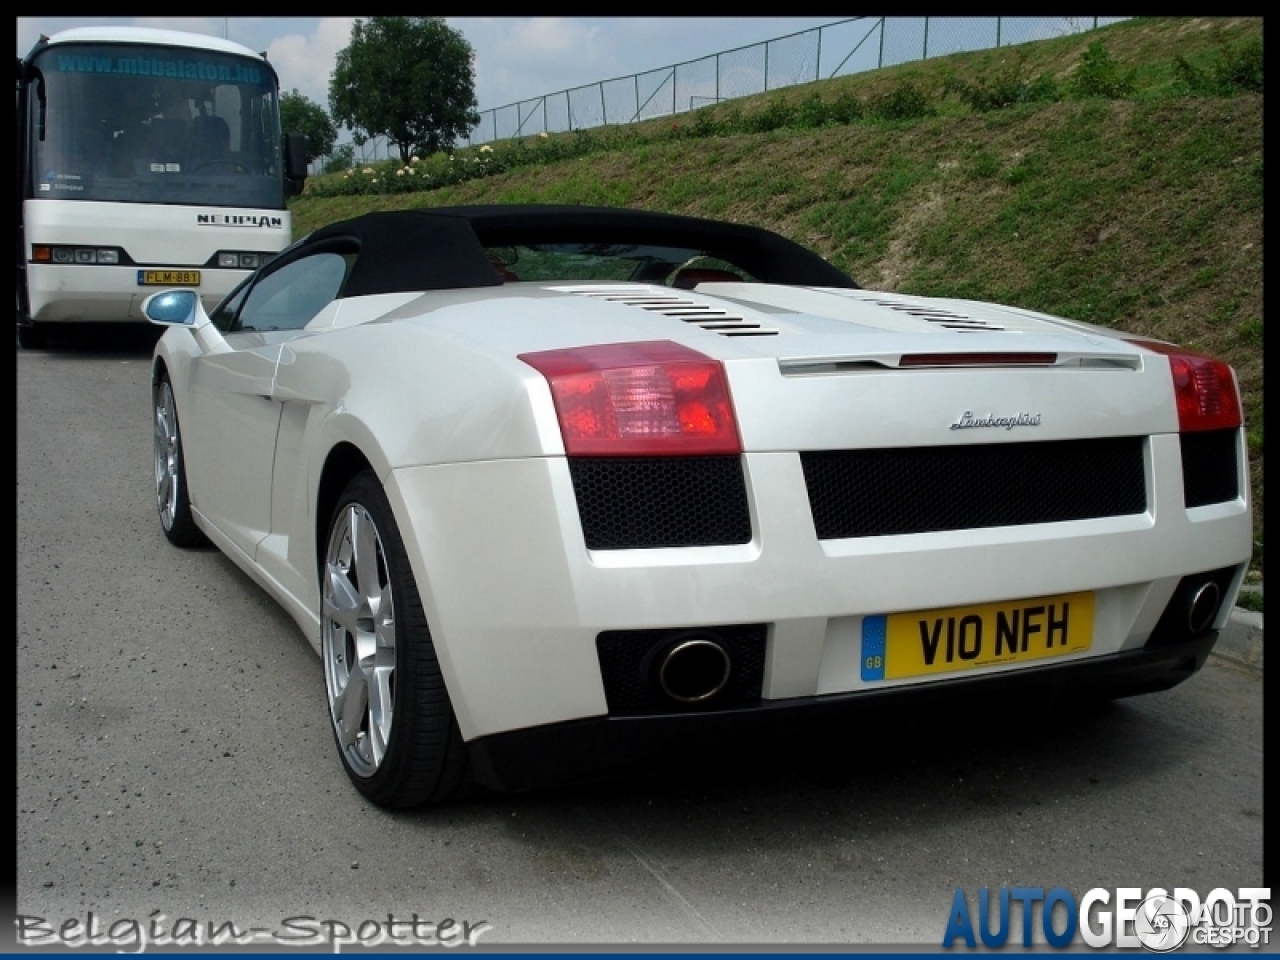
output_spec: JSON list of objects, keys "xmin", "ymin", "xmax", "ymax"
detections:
[
  {"xmin": 138, "ymin": 270, "xmax": 201, "ymax": 286},
  {"xmin": 860, "ymin": 591, "xmax": 1094, "ymax": 682}
]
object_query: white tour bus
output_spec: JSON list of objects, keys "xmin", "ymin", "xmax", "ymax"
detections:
[{"xmin": 16, "ymin": 26, "xmax": 308, "ymax": 348}]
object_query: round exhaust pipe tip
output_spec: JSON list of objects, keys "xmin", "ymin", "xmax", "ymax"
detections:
[
  {"xmin": 658, "ymin": 637, "xmax": 732, "ymax": 703},
  {"xmin": 1186, "ymin": 581, "xmax": 1222, "ymax": 634}
]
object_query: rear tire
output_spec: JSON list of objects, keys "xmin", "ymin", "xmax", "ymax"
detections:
[{"xmin": 321, "ymin": 470, "xmax": 474, "ymax": 808}]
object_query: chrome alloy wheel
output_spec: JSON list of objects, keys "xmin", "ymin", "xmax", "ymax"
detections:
[
  {"xmin": 323, "ymin": 502, "xmax": 397, "ymax": 778},
  {"xmin": 153, "ymin": 380, "xmax": 181, "ymax": 531}
]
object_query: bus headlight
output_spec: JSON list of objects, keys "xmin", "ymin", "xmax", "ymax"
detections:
[
  {"xmin": 35, "ymin": 244, "xmax": 123, "ymax": 265},
  {"xmin": 216, "ymin": 251, "xmax": 267, "ymax": 269}
]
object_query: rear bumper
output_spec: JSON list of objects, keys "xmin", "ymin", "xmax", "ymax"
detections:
[
  {"xmin": 25, "ymin": 263, "xmax": 249, "ymax": 324},
  {"xmin": 467, "ymin": 632, "xmax": 1217, "ymax": 794},
  {"xmin": 386, "ymin": 449, "xmax": 1251, "ymax": 743}
]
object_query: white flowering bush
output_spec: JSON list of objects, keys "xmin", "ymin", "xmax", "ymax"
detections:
[{"xmin": 307, "ymin": 130, "xmax": 615, "ymax": 197}]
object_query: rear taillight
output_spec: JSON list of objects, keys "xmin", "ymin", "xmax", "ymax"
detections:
[
  {"xmin": 519, "ymin": 340, "xmax": 742, "ymax": 456},
  {"xmin": 1129, "ymin": 339, "xmax": 1242, "ymax": 433}
]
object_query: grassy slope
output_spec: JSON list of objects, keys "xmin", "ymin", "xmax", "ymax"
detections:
[{"xmin": 289, "ymin": 17, "xmax": 1263, "ymax": 572}]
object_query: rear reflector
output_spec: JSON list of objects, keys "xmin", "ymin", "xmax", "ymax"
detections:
[
  {"xmin": 519, "ymin": 340, "xmax": 742, "ymax": 456},
  {"xmin": 1129, "ymin": 339, "xmax": 1242, "ymax": 432}
]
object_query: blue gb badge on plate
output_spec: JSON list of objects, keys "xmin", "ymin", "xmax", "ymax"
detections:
[{"xmin": 861, "ymin": 615, "xmax": 886, "ymax": 682}]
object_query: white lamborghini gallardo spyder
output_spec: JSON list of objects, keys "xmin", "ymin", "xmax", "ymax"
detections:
[{"xmin": 146, "ymin": 205, "xmax": 1253, "ymax": 807}]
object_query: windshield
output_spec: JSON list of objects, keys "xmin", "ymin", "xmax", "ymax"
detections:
[
  {"xmin": 483, "ymin": 243, "xmax": 754, "ymax": 285},
  {"xmin": 26, "ymin": 42, "xmax": 285, "ymax": 210}
]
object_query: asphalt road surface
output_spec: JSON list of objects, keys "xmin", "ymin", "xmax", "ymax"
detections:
[{"xmin": 15, "ymin": 327, "xmax": 1265, "ymax": 950}]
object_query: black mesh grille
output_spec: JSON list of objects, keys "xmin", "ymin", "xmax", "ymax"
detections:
[
  {"xmin": 569, "ymin": 456, "xmax": 751, "ymax": 550},
  {"xmin": 1181, "ymin": 430, "xmax": 1240, "ymax": 507},
  {"xmin": 596, "ymin": 625, "xmax": 767, "ymax": 715},
  {"xmin": 801, "ymin": 436, "xmax": 1147, "ymax": 540}
]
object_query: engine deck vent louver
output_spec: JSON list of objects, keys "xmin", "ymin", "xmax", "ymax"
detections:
[
  {"xmin": 827, "ymin": 291, "xmax": 1010, "ymax": 333},
  {"xmin": 862, "ymin": 297, "xmax": 1004, "ymax": 332},
  {"xmin": 565, "ymin": 288, "xmax": 780, "ymax": 337}
]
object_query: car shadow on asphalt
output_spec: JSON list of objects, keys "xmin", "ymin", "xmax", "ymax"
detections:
[
  {"xmin": 389, "ymin": 685, "xmax": 1187, "ymax": 834},
  {"xmin": 17, "ymin": 322, "xmax": 163, "ymax": 356}
]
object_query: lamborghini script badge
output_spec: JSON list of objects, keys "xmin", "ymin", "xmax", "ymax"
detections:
[{"xmin": 950, "ymin": 410, "xmax": 1042, "ymax": 431}]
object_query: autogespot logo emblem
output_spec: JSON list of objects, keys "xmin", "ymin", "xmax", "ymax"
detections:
[
  {"xmin": 941, "ymin": 885, "xmax": 1272, "ymax": 951},
  {"xmin": 1134, "ymin": 894, "xmax": 1191, "ymax": 953}
]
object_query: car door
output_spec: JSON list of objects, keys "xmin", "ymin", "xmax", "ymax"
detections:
[{"xmin": 182, "ymin": 250, "xmax": 351, "ymax": 560}]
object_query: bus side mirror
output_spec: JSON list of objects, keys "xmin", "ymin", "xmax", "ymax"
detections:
[{"xmin": 284, "ymin": 132, "xmax": 308, "ymax": 196}]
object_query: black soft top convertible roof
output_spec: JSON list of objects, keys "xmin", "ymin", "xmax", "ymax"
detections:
[{"xmin": 300, "ymin": 205, "xmax": 858, "ymax": 297}]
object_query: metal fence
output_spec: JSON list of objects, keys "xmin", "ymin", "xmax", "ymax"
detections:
[{"xmin": 352, "ymin": 16, "xmax": 1127, "ymax": 163}]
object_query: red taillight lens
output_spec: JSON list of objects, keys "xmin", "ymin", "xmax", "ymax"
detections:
[
  {"xmin": 519, "ymin": 340, "xmax": 742, "ymax": 456},
  {"xmin": 1130, "ymin": 339, "xmax": 1242, "ymax": 432}
]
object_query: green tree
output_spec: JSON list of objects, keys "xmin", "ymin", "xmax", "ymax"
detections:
[
  {"xmin": 280, "ymin": 89, "xmax": 338, "ymax": 167},
  {"xmin": 329, "ymin": 17, "xmax": 481, "ymax": 163}
]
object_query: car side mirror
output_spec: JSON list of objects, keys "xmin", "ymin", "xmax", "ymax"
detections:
[
  {"xmin": 143, "ymin": 288, "xmax": 229, "ymax": 355},
  {"xmin": 143, "ymin": 289, "xmax": 202, "ymax": 326}
]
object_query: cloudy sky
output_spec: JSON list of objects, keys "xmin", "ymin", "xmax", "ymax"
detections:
[{"xmin": 16, "ymin": 17, "xmax": 841, "ymax": 117}]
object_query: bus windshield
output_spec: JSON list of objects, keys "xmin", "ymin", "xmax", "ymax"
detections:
[{"xmin": 26, "ymin": 42, "xmax": 285, "ymax": 210}]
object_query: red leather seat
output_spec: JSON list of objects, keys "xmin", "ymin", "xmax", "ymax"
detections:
[
  {"xmin": 672, "ymin": 268, "xmax": 743, "ymax": 289},
  {"xmin": 489, "ymin": 257, "xmax": 519, "ymax": 282}
]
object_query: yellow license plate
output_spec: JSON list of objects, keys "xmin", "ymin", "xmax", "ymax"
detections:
[
  {"xmin": 138, "ymin": 270, "xmax": 201, "ymax": 286},
  {"xmin": 860, "ymin": 592, "xmax": 1094, "ymax": 682}
]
